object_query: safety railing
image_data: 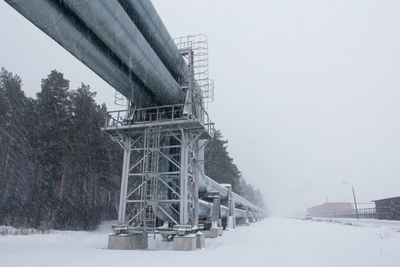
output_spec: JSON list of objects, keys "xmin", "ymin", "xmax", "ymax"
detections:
[{"xmin": 104, "ymin": 103, "xmax": 214, "ymax": 137}]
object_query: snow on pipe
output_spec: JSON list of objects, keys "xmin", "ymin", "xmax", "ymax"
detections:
[
  {"xmin": 4, "ymin": 0, "xmax": 156, "ymax": 107},
  {"xmin": 61, "ymin": 0, "xmax": 185, "ymax": 106},
  {"xmin": 117, "ymin": 0, "xmax": 189, "ymax": 81}
]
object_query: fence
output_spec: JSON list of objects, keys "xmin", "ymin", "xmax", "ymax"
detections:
[{"xmin": 313, "ymin": 205, "xmax": 400, "ymax": 220}]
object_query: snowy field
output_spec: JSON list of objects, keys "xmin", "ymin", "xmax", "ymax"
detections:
[{"xmin": 1, "ymin": 218, "xmax": 400, "ymax": 267}]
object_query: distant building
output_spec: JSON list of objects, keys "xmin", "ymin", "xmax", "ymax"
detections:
[
  {"xmin": 373, "ymin": 197, "xmax": 400, "ymax": 220},
  {"xmin": 307, "ymin": 202, "xmax": 354, "ymax": 217}
]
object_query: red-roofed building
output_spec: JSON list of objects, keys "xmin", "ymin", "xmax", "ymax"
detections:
[{"xmin": 307, "ymin": 202, "xmax": 354, "ymax": 217}]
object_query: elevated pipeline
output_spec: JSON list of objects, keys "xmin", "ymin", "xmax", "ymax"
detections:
[
  {"xmin": 117, "ymin": 0, "xmax": 189, "ymax": 81},
  {"xmin": 62, "ymin": 0, "xmax": 185, "ymax": 105}
]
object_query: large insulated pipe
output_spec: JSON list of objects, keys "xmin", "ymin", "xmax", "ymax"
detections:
[
  {"xmin": 5, "ymin": 0, "xmax": 156, "ymax": 107},
  {"xmin": 198, "ymin": 200, "xmax": 246, "ymax": 220},
  {"xmin": 62, "ymin": 0, "xmax": 185, "ymax": 105},
  {"xmin": 197, "ymin": 140, "xmax": 262, "ymax": 212},
  {"xmin": 118, "ymin": 0, "xmax": 188, "ymax": 81},
  {"xmin": 156, "ymin": 200, "xmax": 231, "ymax": 223},
  {"xmin": 234, "ymin": 208, "xmax": 246, "ymax": 219},
  {"xmin": 198, "ymin": 174, "xmax": 261, "ymax": 212},
  {"xmin": 232, "ymin": 191, "xmax": 261, "ymax": 212}
]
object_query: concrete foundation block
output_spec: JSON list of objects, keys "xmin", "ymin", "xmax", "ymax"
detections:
[
  {"xmin": 196, "ymin": 232, "xmax": 205, "ymax": 249},
  {"xmin": 161, "ymin": 234, "xmax": 169, "ymax": 242},
  {"xmin": 209, "ymin": 227, "xmax": 223, "ymax": 238},
  {"xmin": 108, "ymin": 233, "xmax": 148, "ymax": 250},
  {"xmin": 175, "ymin": 234, "xmax": 196, "ymax": 251}
]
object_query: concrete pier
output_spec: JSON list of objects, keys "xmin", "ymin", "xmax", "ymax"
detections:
[
  {"xmin": 108, "ymin": 233, "xmax": 148, "ymax": 250},
  {"xmin": 209, "ymin": 227, "xmax": 223, "ymax": 238},
  {"xmin": 196, "ymin": 232, "xmax": 205, "ymax": 249},
  {"xmin": 175, "ymin": 234, "xmax": 197, "ymax": 251}
]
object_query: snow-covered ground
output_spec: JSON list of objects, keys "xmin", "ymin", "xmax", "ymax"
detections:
[
  {"xmin": 311, "ymin": 217, "xmax": 400, "ymax": 229},
  {"xmin": 1, "ymin": 218, "xmax": 400, "ymax": 267}
]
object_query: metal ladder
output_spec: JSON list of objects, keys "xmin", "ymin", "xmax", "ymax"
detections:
[{"xmin": 140, "ymin": 129, "xmax": 160, "ymax": 232}]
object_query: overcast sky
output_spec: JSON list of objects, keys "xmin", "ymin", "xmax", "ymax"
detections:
[{"xmin": 1, "ymin": 0, "xmax": 400, "ymax": 216}]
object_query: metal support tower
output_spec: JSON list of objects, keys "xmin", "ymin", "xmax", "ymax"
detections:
[
  {"xmin": 109, "ymin": 121, "xmax": 208, "ymax": 233},
  {"xmin": 103, "ymin": 35, "xmax": 214, "ymax": 236}
]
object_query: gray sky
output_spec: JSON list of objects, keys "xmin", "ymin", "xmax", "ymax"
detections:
[{"xmin": 1, "ymin": 0, "xmax": 400, "ymax": 216}]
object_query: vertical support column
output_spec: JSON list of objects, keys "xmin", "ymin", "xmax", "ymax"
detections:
[
  {"xmin": 231, "ymin": 200, "xmax": 236, "ymax": 229},
  {"xmin": 211, "ymin": 195, "xmax": 220, "ymax": 229},
  {"xmin": 225, "ymin": 185, "xmax": 236, "ymax": 230},
  {"xmin": 211, "ymin": 195, "xmax": 221, "ymax": 228},
  {"xmin": 179, "ymin": 130, "xmax": 189, "ymax": 225},
  {"xmin": 245, "ymin": 207, "xmax": 250, "ymax": 225},
  {"xmin": 118, "ymin": 137, "xmax": 132, "ymax": 224},
  {"xmin": 192, "ymin": 138, "xmax": 199, "ymax": 226},
  {"xmin": 209, "ymin": 192, "xmax": 222, "ymax": 237}
]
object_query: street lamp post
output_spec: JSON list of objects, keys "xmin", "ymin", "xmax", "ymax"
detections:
[{"xmin": 342, "ymin": 181, "xmax": 359, "ymax": 220}]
